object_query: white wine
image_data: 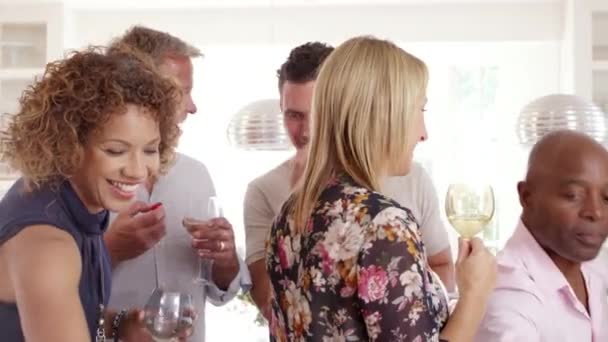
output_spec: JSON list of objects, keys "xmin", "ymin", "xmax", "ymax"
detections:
[{"xmin": 447, "ymin": 214, "xmax": 492, "ymax": 238}]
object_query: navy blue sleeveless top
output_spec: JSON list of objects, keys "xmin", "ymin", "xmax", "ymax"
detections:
[{"xmin": 0, "ymin": 179, "xmax": 112, "ymax": 341}]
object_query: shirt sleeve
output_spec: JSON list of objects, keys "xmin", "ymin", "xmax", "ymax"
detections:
[
  {"xmin": 415, "ymin": 166, "xmax": 451, "ymax": 256},
  {"xmin": 243, "ymin": 181, "xmax": 275, "ymax": 265},
  {"xmin": 356, "ymin": 206, "xmax": 446, "ymax": 341},
  {"xmin": 205, "ymin": 256, "xmax": 252, "ymax": 306},
  {"xmin": 474, "ymin": 288, "xmax": 541, "ymax": 342}
]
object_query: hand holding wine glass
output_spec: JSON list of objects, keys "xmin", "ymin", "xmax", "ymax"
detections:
[
  {"xmin": 183, "ymin": 195, "xmax": 239, "ymax": 289},
  {"xmin": 445, "ymin": 183, "xmax": 495, "ymax": 239},
  {"xmin": 143, "ymin": 286, "xmax": 198, "ymax": 341}
]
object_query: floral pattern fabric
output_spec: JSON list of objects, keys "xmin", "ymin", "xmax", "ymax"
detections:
[{"xmin": 267, "ymin": 174, "xmax": 449, "ymax": 341}]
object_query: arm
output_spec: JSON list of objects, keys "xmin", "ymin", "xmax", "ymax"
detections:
[
  {"xmin": 205, "ymin": 256, "xmax": 251, "ymax": 306},
  {"xmin": 440, "ymin": 238, "xmax": 498, "ymax": 342},
  {"xmin": 243, "ymin": 182, "xmax": 275, "ymax": 317},
  {"xmin": 247, "ymin": 260, "xmax": 272, "ymax": 319},
  {"xmin": 416, "ymin": 166, "xmax": 455, "ymax": 290},
  {"xmin": 6, "ymin": 225, "xmax": 89, "ymax": 341},
  {"xmin": 356, "ymin": 207, "xmax": 448, "ymax": 341}
]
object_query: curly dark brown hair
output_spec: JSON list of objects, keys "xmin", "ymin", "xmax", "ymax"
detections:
[
  {"xmin": 0, "ymin": 47, "xmax": 181, "ymax": 190},
  {"xmin": 277, "ymin": 42, "xmax": 334, "ymax": 90}
]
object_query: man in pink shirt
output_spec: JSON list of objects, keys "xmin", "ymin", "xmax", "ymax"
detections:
[{"xmin": 475, "ymin": 130, "xmax": 608, "ymax": 341}]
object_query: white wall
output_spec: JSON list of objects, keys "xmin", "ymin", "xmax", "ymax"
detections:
[{"xmin": 66, "ymin": 2, "xmax": 563, "ymax": 49}]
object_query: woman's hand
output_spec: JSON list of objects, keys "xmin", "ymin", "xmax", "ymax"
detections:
[
  {"xmin": 119, "ymin": 309, "xmax": 194, "ymax": 342},
  {"xmin": 455, "ymin": 237, "xmax": 497, "ymax": 303}
]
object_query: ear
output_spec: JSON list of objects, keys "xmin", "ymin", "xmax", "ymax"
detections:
[{"xmin": 517, "ymin": 181, "xmax": 532, "ymax": 209}]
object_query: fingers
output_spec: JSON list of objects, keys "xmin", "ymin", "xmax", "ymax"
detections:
[
  {"xmin": 192, "ymin": 236, "xmax": 233, "ymax": 252},
  {"xmin": 468, "ymin": 237, "xmax": 486, "ymax": 255},
  {"xmin": 119, "ymin": 201, "xmax": 150, "ymax": 217},
  {"xmin": 133, "ymin": 207, "xmax": 165, "ymax": 228},
  {"xmin": 182, "ymin": 218, "xmax": 212, "ymax": 234},
  {"xmin": 138, "ymin": 222, "xmax": 167, "ymax": 248},
  {"xmin": 140, "ymin": 202, "xmax": 163, "ymax": 213},
  {"xmin": 456, "ymin": 237, "xmax": 471, "ymax": 263},
  {"xmin": 190, "ymin": 225, "xmax": 233, "ymax": 240}
]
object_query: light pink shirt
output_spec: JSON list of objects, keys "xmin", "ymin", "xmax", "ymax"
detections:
[{"xmin": 475, "ymin": 221, "xmax": 608, "ymax": 342}]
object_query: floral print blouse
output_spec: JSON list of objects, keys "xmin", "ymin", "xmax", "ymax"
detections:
[{"xmin": 267, "ymin": 174, "xmax": 449, "ymax": 341}]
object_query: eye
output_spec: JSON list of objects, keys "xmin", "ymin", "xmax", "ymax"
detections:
[
  {"xmin": 104, "ymin": 149, "xmax": 124, "ymax": 156},
  {"xmin": 145, "ymin": 148, "xmax": 159, "ymax": 155}
]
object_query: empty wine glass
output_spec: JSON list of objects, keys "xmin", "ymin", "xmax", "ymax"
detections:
[
  {"xmin": 143, "ymin": 286, "xmax": 198, "ymax": 341},
  {"xmin": 445, "ymin": 183, "xmax": 495, "ymax": 239},
  {"xmin": 184, "ymin": 196, "xmax": 223, "ymax": 284}
]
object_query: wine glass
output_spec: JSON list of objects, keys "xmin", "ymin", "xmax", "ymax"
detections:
[
  {"xmin": 143, "ymin": 286, "xmax": 198, "ymax": 341},
  {"xmin": 445, "ymin": 183, "xmax": 495, "ymax": 239},
  {"xmin": 184, "ymin": 196, "xmax": 223, "ymax": 284}
]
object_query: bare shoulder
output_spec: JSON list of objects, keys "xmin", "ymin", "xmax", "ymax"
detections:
[{"xmin": 5, "ymin": 225, "xmax": 81, "ymax": 290}]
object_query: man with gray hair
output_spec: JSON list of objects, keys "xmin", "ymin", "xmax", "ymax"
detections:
[{"xmin": 104, "ymin": 26, "xmax": 250, "ymax": 341}]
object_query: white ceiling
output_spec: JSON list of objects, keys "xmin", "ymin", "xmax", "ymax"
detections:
[{"xmin": 0, "ymin": 0, "xmax": 562, "ymax": 9}]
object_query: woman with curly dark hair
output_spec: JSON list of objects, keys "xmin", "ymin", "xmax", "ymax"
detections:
[{"xmin": 0, "ymin": 47, "xmax": 181, "ymax": 341}]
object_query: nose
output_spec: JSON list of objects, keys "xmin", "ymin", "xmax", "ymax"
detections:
[
  {"xmin": 581, "ymin": 195, "xmax": 604, "ymax": 222},
  {"xmin": 419, "ymin": 118, "xmax": 428, "ymax": 142},
  {"xmin": 186, "ymin": 95, "xmax": 197, "ymax": 115},
  {"xmin": 301, "ymin": 119, "xmax": 310, "ymax": 139},
  {"xmin": 122, "ymin": 153, "xmax": 147, "ymax": 180}
]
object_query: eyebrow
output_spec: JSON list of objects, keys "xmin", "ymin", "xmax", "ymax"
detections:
[
  {"xmin": 101, "ymin": 138, "xmax": 161, "ymax": 146},
  {"xmin": 559, "ymin": 179, "xmax": 588, "ymax": 187}
]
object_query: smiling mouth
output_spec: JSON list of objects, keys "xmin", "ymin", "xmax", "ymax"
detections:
[{"xmin": 107, "ymin": 180, "xmax": 140, "ymax": 193}]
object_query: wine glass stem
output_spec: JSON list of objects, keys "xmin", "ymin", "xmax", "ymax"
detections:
[{"xmin": 198, "ymin": 258, "xmax": 213, "ymax": 284}]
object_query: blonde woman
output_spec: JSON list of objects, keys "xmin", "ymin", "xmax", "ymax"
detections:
[{"xmin": 266, "ymin": 36, "xmax": 497, "ymax": 341}]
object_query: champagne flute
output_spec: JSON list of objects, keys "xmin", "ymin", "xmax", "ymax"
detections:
[
  {"xmin": 185, "ymin": 196, "xmax": 223, "ymax": 284},
  {"xmin": 445, "ymin": 183, "xmax": 495, "ymax": 239}
]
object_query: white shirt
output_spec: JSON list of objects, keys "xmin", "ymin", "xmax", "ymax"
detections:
[
  {"xmin": 109, "ymin": 153, "xmax": 251, "ymax": 342},
  {"xmin": 244, "ymin": 160, "xmax": 450, "ymax": 265}
]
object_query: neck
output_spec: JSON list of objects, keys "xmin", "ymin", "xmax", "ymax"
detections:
[
  {"xmin": 521, "ymin": 215, "xmax": 583, "ymax": 284},
  {"xmin": 546, "ymin": 250, "xmax": 582, "ymax": 280},
  {"xmin": 67, "ymin": 179, "xmax": 104, "ymax": 214}
]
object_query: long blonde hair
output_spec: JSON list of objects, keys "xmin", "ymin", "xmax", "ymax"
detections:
[{"xmin": 291, "ymin": 36, "xmax": 428, "ymax": 231}]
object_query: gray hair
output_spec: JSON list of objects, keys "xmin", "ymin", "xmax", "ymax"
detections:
[{"xmin": 109, "ymin": 25, "xmax": 202, "ymax": 66}]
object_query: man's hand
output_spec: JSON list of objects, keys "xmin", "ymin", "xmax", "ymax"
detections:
[
  {"xmin": 184, "ymin": 217, "xmax": 239, "ymax": 290},
  {"xmin": 104, "ymin": 201, "xmax": 166, "ymax": 267}
]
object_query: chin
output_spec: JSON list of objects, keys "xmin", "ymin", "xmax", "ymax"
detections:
[
  {"xmin": 103, "ymin": 198, "xmax": 134, "ymax": 213},
  {"xmin": 390, "ymin": 163, "xmax": 412, "ymax": 177}
]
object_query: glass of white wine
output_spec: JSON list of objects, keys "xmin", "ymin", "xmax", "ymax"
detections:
[{"xmin": 445, "ymin": 183, "xmax": 495, "ymax": 239}]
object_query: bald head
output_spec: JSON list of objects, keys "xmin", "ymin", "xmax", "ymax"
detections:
[
  {"xmin": 519, "ymin": 130, "xmax": 608, "ymax": 264},
  {"xmin": 525, "ymin": 130, "xmax": 608, "ymax": 184}
]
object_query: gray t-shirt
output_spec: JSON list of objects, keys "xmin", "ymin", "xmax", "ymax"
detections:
[{"xmin": 244, "ymin": 160, "xmax": 450, "ymax": 265}]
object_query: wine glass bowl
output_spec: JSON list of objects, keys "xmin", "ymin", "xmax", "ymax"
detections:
[
  {"xmin": 144, "ymin": 287, "xmax": 197, "ymax": 341},
  {"xmin": 445, "ymin": 183, "xmax": 495, "ymax": 239}
]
